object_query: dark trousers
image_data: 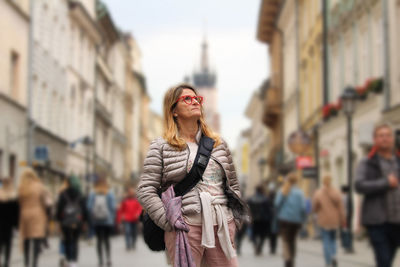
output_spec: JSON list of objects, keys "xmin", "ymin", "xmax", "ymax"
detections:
[
  {"xmin": 61, "ymin": 227, "xmax": 81, "ymax": 262},
  {"xmin": 269, "ymin": 232, "xmax": 278, "ymax": 254},
  {"xmin": 279, "ymin": 221, "xmax": 301, "ymax": 267},
  {"xmin": 123, "ymin": 222, "xmax": 138, "ymax": 249},
  {"xmin": 252, "ymin": 221, "xmax": 270, "ymax": 255},
  {"xmin": 340, "ymin": 228, "xmax": 353, "ymax": 252},
  {"xmin": 367, "ymin": 223, "xmax": 400, "ymax": 267},
  {"xmin": 95, "ymin": 225, "xmax": 112, "ymax": 264},
  {"xmin": 235, "ymin": 223, "xmax": 247, "ymax": 254},
  {"xmin": 0, "ymin": 232, "xmax": 13, "ymax": 267},
  {"xmin": 23, "ymin": 239, "xmax": 41, "ymax": 267}
]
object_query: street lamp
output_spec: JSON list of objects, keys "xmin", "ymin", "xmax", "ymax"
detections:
[
  {"xmin": 340, "ymin": 86, "xmax": 358, "ymax": 252},
  {"xmin": 70, "ymin": 136, "xmax": 93, "ymax": 195}
]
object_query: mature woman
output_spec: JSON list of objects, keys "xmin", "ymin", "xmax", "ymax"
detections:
[
  {"xmin": 0, "ymin": 177, "xmax": 19, "ymax": 267},
  {"xmin": 18, "ymin": 168, "xmax": 48, "ymax": 267},
  {"xmin": 312, "ymin": 176, "xmax": 346, "ymax": 267},
  {"xmin": 87, "ymin": 177, "xmax": 116, "ymax": 267},
  {"xmin": 274, "ymin": 173, "xmax": 306, "ymax": 267},
  {"xmin": 137, "ymin": 84, "xmax": 246, "ymax": 267}
]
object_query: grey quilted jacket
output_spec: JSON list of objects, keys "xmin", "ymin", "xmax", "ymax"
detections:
[{"xmin": 137, "ymin": 134, "xmax": 244, "ymax": 232}]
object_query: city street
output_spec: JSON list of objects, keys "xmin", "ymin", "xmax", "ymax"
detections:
[{"xmin": 10, "ymin": 234, "xmax": 399, "ymax": 267}]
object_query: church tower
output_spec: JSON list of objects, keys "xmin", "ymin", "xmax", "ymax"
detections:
[{"xmin": 191, "ymin": 37, "xmax": 220, "ymax": 132}]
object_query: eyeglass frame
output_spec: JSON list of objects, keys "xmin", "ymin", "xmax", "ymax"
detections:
[{"xmin": 174, "ymin": 95, "xmax": 204, "ymax": 105}]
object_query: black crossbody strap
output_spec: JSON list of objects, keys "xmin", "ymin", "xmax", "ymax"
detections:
[{"xmin": 173, "ymin": 134, "xmax": 215, "ymax": 197}]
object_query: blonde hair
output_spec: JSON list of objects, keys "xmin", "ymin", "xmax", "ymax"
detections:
[
  {"xmin": 162, "ymin": 83, "xmax": 221, "ymax": 150},
  {"xmin": 18, "ymin": 168, "xmax": 42, "ymax": 197},
  {"xmin": 281, "ymin": 172, "xmax": 299, "ymax": 196},
  {"xmin": 95, "ymin": 177, "xmax": 109, "ymax": 195},
  {"xmin": 322, "ymin": 175, "xmax": 332, "ymax": 187}
]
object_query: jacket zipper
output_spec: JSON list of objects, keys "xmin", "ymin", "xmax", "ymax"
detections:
[{"xmin": 185, "ymin": 144, "xmax": 190, "ymax": 173}]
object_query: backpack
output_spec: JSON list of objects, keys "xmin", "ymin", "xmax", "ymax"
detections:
[
  {"xmin": 92, "ymin": 194, "xmax": 109, "ymax": 222},
  {"xmin": 62, "ymin": 193, "xmax": 82, "ymax": 227}
]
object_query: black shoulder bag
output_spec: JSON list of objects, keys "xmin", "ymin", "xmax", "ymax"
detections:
[{"xmin": 142, "ymin": 134, "xmax": 215, "ymax": 251}]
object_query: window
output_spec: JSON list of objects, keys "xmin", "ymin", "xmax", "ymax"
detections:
[
  {"xmin": 51, "ymin": 91, "xmax": 57, "ymax": 132},
  {"xmin": 10, "ymin": 51, "xmax": 19, "ymax": 98},
  {"xmin": 70, "ymin": 86, "xmax": 76, "ymax": 108},
  {"xmin": 60, "ymin": 97, "xmax": 65, "ymax": 136},
  {"xmin": 41, "ymin": 83, "xmax": 47, "ymax": 126},
  {"xmin": 9, "ymin": 154, "xmax": 16, "ymax": 179},
  {"xmin": 335, "ymin": 157, "xmax": 344, "ymax": 185},
  {"xmin": 374, "ymin": 16, "xmax": 383, "ymax": 76}
]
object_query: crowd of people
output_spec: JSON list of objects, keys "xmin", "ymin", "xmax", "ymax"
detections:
[
  {"xmin": 238, "ymin": 122, "xmax": 399, "ymax": 267},
  {"xmin": 0, "ymin": 170, "xmax": 142, "ymax": 267}
]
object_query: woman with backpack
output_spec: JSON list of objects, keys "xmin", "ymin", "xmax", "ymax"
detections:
[
  {"xmin": 137, "ymin": 84, "xmax": 247, "ymax": 267},
  {"xmin": 18, "ymin": 168, "xmax": 49, "ymax": 267},
  {"xmin": 56, "ymin": 176, "xmax": 87, "ymax": 267},
  {"xmin": 87, "ymin": 177, "xmax": 116, "ymax": 267},
  {"xmin": 117, "ymin": 187, "xmax": 142, "ymax": 250},
  {"xmin": 274, "ymin": 172, "xmax": 306, "ymax": 267}
]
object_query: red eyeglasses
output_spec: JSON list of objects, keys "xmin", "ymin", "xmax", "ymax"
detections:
[{"xmin": 175, "ymin": 95, "xmax": 204, "ymax": 105}]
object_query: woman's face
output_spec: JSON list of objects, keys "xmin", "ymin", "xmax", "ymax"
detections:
[{"xmin": 173, "ymin": 88, "xmax": 202, "ymax": 121}]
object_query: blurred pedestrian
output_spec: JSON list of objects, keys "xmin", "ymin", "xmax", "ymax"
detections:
[
  {"xmin": 56, "ymin": 175, "xmax": 87, "ymax": 267},
  {"xmin": 137, "ymin": 84, "xmax": 247, "ymax": 267},
  {"xmin": 269, "ymin": 183, "xmax": 278, "ymax": 255},
  {"xmin": 248, "ymin": 185, "xmax": 271, "ymax": 255},
  {"xmin": 339, "ymin": 185, "xmax": 353, "ymax": 253},
  {"xmin": 18, "ymin": 168, "xmax": 49, "ymax": 267},
  {"xmin": 0, "ymin": 176, "xmax": 19, "ymax": 267},
  {"xmin": 274, "ymin": 172, "xmax": 306, "ymax": 267},
  {"xmin": 312, "ymin": 176, "xmax": 346, "ymax": 267},
  {"xmin": 355, "ymin": 122, "xmax": 400, "ymax": 267},
  {"xmin": 118, "ymin": 187, "xmax": 142, "ymax": 250},
  {"xmin": 56, "ymin": 179, "xmax": 68, "ymax": 267},
  {"xmin": 87, "ymin": 177, "xmax": 116, "ymax": 267}
]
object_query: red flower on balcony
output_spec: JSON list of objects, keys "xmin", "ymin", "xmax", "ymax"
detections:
[{"xmin": 323, "ymin": 104, "xmax": 331, "ymax": 118}]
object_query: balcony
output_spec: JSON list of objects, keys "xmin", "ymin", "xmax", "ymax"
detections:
[
  {"xmin": 113, "ymin": 127, "xmax": 127, "ymax": 145},
  {"xmin": 257, "ymin": 0, "xmax": 281, "ymax": 44},
  {"xmin": 95, "ymin": 99, "xmax": 112, "ymax": 125},
  {"xmin": 262, "ymin": 87, "xmax": 282, "ymax": 128}
]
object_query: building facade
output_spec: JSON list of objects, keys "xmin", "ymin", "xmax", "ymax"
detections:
[
  {"xmin": 0, "ymin": 0, "xmax": 30, "ymax": 182},
  {"xmin": 234, "ymin": 129, "xmax": 251, "ymax": 197},
  {"xmin": 257, "ymin": 0, "xmax": 284, "ymax": 181},
  {"xmin": 277, "ymin": 0, "xmax": 301, "ymax": 167},
  {"xmin": 244, "ymin": 81, "xmax": 271, "ymax": 197},
  {"xmin": 0, "ymin": 0, "xmax": 153, "ymax": 196},
  {"xmin": 257, "ymin": 0, "xmax": 400, "ymax": 232}
]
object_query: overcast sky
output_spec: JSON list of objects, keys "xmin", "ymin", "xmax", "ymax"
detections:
[{"xmin": 102, "ymin": 0, "xmax": 269, "ymax": 149}]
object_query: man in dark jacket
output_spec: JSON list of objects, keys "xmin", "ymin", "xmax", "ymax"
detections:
[
  {"xmin": 355, "ymin": 123, "xmax": 400, "ymax": 267},
  {"xmin": 248, "ymin": 185, "xmax": 272, "ymax": 255}
]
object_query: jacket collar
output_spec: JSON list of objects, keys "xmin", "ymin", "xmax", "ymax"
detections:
[
  {"xmin": 178, "ymin": 126, "xmax": 202, "ymax": 144},
  {"xmin": 195, "ymin": 127, "xmax": 202, "ymax": 144}
]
